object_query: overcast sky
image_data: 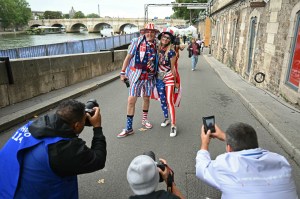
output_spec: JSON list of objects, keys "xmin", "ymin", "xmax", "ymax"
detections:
[{"xmin": 27, "ymin": 0, "xmax": 175, "ymax": 19}]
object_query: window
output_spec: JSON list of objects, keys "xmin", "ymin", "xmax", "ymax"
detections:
[
  {"xmin": 286, "ymin": 12, "xmax": 300, "ymax": 89},
  {"xmin": 221, "ymin": 20, "xmax": 226, "ymax": 46},
  {"xmin": 246, "ymin": 17, "xmax": 257, "ymax": 74},
  {"xmin": 216, "ymin": 21, "xmax": 220, "ymax": 43},
  {"xmin": 231, "ymin": 19, "xmax": 237, "ymax": 49}
]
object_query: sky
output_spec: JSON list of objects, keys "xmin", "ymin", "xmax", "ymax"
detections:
[{"xmin": 27, "ymin": 0, "xmax": 175, "ymax": 19}]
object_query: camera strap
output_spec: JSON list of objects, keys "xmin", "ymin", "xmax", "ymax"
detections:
[{"xmin": 166, "ymin": 166, "xmax": 174, "ymax": 192}]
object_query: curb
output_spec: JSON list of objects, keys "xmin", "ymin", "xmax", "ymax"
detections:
[
  {"xmin": 204, "ymin": 55, "xmax": 300, "ymax": 165},
  {"xmin": 237, "ymin": 90, "xmax": 300, "ymax": 165}
]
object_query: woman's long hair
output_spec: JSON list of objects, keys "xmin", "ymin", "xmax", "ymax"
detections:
[{"xmin": 158, "ymin": 38, "xmax": 174, "ymax": 60}]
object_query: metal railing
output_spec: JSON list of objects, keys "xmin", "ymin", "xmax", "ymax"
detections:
[{"xmin": 0, "ymin": 33, "xmax": 139, "ymax": 59}]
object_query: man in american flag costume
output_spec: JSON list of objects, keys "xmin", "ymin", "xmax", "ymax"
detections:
[{"xmin": 117, "ymin": 23, "xmax": 159, "ymax": 138}]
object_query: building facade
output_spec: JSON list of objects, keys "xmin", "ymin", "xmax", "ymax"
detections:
[
  {"xmin": 203, "ymin": 0, "xmax": 300, "ymax": 106},
  {"xmin": 31, "ymin": 11, "xmax": 45, "ymax": 20}
]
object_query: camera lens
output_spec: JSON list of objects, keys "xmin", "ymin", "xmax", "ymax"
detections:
[
  {"xmin": 84, "ymin": 99, "xmax": 99, "ymax": 126},
  {"xmin": 143, "ymin": 151, "xmax": 164, "ymax": 182},
  {"xmin": 143, "ymin": 151, "xmax": 156, "ymax": 161},
  {"xmin": 85, "ymin": 99, "xmax": 98, "ymax": 109}
]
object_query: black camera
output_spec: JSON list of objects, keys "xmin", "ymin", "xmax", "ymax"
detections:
[
  {"xmin": 143, "ymin": 151, "xmax": 165, "ymax": 182},
  {"xmin": 85, "ymin": 99, "xmax": 99, "ymax": 126},
  {"xmin": 202, "ymin": 115, "xmax": 216, "ymax": 134},
  {"xmin": 124, "ymin": 78, "xmax": 130, "ymax": 88}
]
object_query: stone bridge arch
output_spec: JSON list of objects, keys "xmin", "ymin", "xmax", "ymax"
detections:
[
  {"xmin": 68, "ymin": 23, "xmax": 88, "ymax": 33},
  {"xmin": 119, "ymin": 23, "xmax": 138, "ymax": 34},
  {"xmin": 89, "ymin": 22, "xmax": 113, "ymax": 34},
  {"xmin": 30, "ymin": 24, "xmax": 41, "ymax": 28},
  {"xmin": 52, "ymin": 23, "xmax": 64, "ymax": 28}
]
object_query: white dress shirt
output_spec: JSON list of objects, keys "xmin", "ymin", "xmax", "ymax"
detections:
[{"xmin": 195, "ymin": 148, "xmax": 298, "ymax": 199}]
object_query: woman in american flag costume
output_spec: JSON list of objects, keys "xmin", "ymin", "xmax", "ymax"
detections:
[{"xmin": 155, "ymin": 28, "xmax": 180, "ymax": 137}]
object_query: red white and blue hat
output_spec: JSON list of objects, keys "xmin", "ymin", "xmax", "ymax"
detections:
[
  {"xmin": 158, "ymin": 27, "xmax": 175, "ymax": 43},
  {"xmin": 140, "ymin": 23, "xmax": 160, "ymax": 34}
]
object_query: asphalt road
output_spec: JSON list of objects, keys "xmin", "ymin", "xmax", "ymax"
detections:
[{"xmin": 0, "ymin": 50, "xmax": 299, "ymax": 198}]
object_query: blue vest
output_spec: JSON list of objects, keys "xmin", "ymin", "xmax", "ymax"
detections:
[{"xmin": 0, "ymin": 122, "xmax": 78, "ymax": 199}]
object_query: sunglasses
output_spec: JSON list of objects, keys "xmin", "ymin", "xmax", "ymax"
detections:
[
  {"xmin": 145, "ymin": 30, "xmax": 156, "ymax": 34},
  {"xmin": 162, "ymin": 35, "xmax": 171, "ymax": 40}
]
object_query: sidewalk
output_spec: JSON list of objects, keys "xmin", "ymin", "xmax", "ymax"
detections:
[
  {"xmin": 0, "ymin": 71, "xmax": 120, "ymax": 132},
  {"xmin": 204, "ymin": 54, "xmax": 300, "ymax": 165},
  {"xmin": 0, "ymin": 52, "xmax": 299, "ymax": 165}
]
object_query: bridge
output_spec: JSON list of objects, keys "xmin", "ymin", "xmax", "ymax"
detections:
[{"xmin": 28, "ymin": 18, "xmax": 187, "ymax": 33}]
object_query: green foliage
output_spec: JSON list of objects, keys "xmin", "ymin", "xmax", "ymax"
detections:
[
  {"xmin": 86, "ymin": 13, "xmax": 100, "ymax": 18},
  {"xmin": 171, "ymin": 0, "xmax": 208, "ymax": 24},
  {"xmin": 43, "ymin": 11, "xmax": 62, "ymax": 19},
  {"xmin": 63, "ymin": 14, "xmax": 70, "ymax": 19},
  {"xmin": 0, "ymin": 0, "xmax": 31, "ymax": 29},
  {"xmin": 73, "ymin": 11, "xmax": 85, "ymax": 19}
]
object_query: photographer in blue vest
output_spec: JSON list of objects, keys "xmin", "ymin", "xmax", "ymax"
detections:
[{"xmin": 0, "ymin": 99, "xmax": 107, "ymax": 199}]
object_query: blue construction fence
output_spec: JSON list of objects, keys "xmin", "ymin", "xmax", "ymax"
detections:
[{"xmin": 0, "ymin": 33, "xmax": 139, "ymax": 59}]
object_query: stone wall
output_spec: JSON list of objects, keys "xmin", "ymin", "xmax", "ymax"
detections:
[
  {"xmin": 208, "ymin": 0, "xmax": 300, "ymax": 105},
  {"xmin": 0, "ymin": 50, "xmax": 127, "ymax": 108}
]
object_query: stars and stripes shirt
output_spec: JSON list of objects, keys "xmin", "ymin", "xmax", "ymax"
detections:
[{"xmin": 158, "ymin": 49, "xmax": 176, "ymax": 86}]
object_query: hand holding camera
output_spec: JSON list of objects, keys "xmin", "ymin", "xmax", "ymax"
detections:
[
  {"xmin": 157, "ymin": 158, "xmax": 171, "ymax": 182},
  {"xmin": 85, "ymin": 99, "xmax": 101, "ymax": 127},
  {"xmin": 143, "ymin": 151, "xmax": 175, "ymax": 192}
]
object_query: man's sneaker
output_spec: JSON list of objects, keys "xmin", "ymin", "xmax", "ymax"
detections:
[
  {"xmin": 161, "ymin": 119, "xmax": 170, "ymax": 127},
  {"xmin": 170, "ymin": 126, "xmax": 177, "ymax": 137},
  {"xmin": 117, "ymin": 129, "xmax": 134, "ymax": 138},
  {"xmin": 142, "ymin": 120, "xmax": 153, "ymax": 129}
]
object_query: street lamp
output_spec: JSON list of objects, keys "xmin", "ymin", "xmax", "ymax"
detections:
[
  {"xmin": 98, "ymin": 4, "xmax": 101, "ymax": 17},
  {"xmin": 190, "ymin": 10, "xmax": 192, "ymax": 25}
]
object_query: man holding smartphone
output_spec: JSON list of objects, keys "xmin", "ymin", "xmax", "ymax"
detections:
[{"xmin": 196, "ymin": 122, "xmax": 298, "ymax": 199}]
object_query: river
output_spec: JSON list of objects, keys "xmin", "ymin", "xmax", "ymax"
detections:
[
  {"xmin": 0, "ymin": 26, "xmax": 139, "ymax": 50},
  {"xmin": 0, "ymin": 32, "xmax": 106, "ymax": 50}
]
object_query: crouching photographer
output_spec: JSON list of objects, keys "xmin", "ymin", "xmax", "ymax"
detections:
[
  {"xmin": 0, "ymin": 99, "xmax": 107, "ymax": 199},
  {"xmin": 127, "ymin": 151, "xmax": 185, "ymax": 199}
]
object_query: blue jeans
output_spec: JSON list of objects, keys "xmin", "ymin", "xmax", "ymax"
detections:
[{"xmin": 191, "ymin": 55, "xmax": 198, "ymax": 70}]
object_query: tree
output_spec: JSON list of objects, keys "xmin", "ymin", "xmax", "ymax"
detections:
[
  {"xmin": 86, "ymin": 13, "xmax": 100, "ymax": 18},
  {"xmin": 43, "ymin": 11, "xmax": 62, "ymax": 19},
  {"xmin": 63, "ymin": 14, "xmax": 70, "ymax": 19},
  {"xmin": 0, "ymin": 0, "xmax": 31, "ymax": 30},
  {"xmin": 171, "ymin": 0, "xmax": 208, "ymax": 24},
  {"xmin": 73, "ymin": 11, "xmax": 85, "ymax": 19}
]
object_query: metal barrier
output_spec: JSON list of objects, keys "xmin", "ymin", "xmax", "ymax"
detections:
[{"xmin": 0, "ymin": 33, "xmax": 139, "ymax": 59}]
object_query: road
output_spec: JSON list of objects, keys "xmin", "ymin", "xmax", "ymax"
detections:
[{"xmin": 0, "ymin": 49, "xmax": 299, "ymax": 198}]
